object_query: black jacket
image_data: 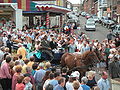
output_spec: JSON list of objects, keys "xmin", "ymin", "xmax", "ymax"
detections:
[{"xmin": 49, "ymin": 41, "xmax": 58, "ymax": 49}]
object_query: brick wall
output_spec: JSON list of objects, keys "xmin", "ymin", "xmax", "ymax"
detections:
[{"xmin": 83, "ymin": 0, "xmax": 91, "ymax": 13}]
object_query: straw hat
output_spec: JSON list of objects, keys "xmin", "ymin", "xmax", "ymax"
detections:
[{"xmin": 87, "ymin": 70, "xmax": 96, "ymax": 77}]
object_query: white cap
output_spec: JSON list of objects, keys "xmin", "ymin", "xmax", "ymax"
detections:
[{"xmin": 70, "ymin": 71, "xmax": 80, "ymax": 78}]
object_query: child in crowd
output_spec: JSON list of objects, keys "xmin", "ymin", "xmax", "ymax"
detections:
[
  {"xmin": 15, "ymin": 76, "xmax": 25, "ymax": 90},
  {"xmin": 24, "ymin": 77, "xmax": 33, "ymax": 90}
]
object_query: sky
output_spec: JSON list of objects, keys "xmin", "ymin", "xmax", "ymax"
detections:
[{"xmin": 67, "ymin": 0, "xmax": 81, "ymax": 4}]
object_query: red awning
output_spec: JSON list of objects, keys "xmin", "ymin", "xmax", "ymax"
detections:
[{"xmin": 35, "ymin": 4, "xmax": 71, "ymax": 14}]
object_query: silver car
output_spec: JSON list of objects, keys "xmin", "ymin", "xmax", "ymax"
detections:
[
  {"xmin": 85, "ymin": 19, "xmax": 96, "ymax": 31},
  {"xmin": 113, "ymin": 25, "xmax": 120, "ymax": 34}
]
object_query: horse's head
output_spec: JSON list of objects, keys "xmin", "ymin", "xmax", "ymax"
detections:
[
  {"xmin": 82, "ymin": 51, "xmax": 99, "ymax": 66},
  {"xmin": 89, "ymin": 51, "xmax": 100, "ymax": 64}
]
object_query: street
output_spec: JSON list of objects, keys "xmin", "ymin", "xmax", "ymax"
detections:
[{"xmin": 77, "ymin": 16, "xmax": 110, "ymax": 42}]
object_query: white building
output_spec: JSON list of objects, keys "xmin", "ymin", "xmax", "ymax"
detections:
[{"xmin": 97, "ymin": 0, "xmax": 107, "ymax": 19}]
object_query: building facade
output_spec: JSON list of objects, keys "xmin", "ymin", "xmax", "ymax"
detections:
[
  {"xmin": 0, "ymin": 0, "xmax": 71, "ymax": 29},
  {"xmin": 83, "ymin": 0, "xmax": 95, "ymax": 14}
]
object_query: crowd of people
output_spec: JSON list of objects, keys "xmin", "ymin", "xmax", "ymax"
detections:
[{"xmin": 0, "ymin": 22, "xmax": 119, "ymax": 90}]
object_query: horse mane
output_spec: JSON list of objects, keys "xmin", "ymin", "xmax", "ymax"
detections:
[
  {"xmin": 81, "ymin": 51, "xmax": 91, "ymax": 59},
  {"xmin": 94, "ymin": 48, "xmax": 104, "ymax": 61},
  {"xmin": 81, "ymin": 51, "xmax": 94, "ymax": 65}
]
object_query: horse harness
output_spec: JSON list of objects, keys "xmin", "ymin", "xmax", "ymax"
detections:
[{"xmin": 72, "ymin": 52, "xmax": 95, "ymax": 69}]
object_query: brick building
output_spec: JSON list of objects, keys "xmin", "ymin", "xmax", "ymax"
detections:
[
  {"xmin": 116, "ymin": 1, "xmax": 120, "ymax": 23},
  {"xmin": 108, "ymin": 0, "xmax": 120, "ymax": 23},
  {"xmin": 83, "ymin": 0, "xmax": 96, "ymax": 14}
]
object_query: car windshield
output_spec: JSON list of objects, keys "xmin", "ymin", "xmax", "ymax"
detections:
[
  {"xmin": 87, "ymin": 23, "xmax": 94, "ymax": 25},
  {"xmin": 87, "ymin": 21, "xmax": 95, "ymax": 23},
  {"xmin": 115, "ymin": 26, "xmax": 120, "ymax": 31},
  {"xmin": 93, "ymin": 16, "xmax": 98, "ymax": 19}
]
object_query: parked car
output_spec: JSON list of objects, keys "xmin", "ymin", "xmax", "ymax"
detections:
[
  {"xmin": 106, "ymin": 20, "xmax": 115, "ymax": 29},
  {"xmin": 85, "ymin": 19, "xmax": 96, "ymax": 31},
  {"xmin": 87, "ymin": 18, "xmax": 95, "ymax": 23},
  {"xmin": 92, "ymin": 16, "xmax": 99, "ymax": 22},
  {"xmin": 81, "ymin": 12, "xmax": 87, "ymax": 17},
  {"xmin": 112, "ymin": 24, "xmax": 120, "ymax": 35},
  {"xmin": 99, "ymin": 16, "xmax": 109, "ymax": 25}
]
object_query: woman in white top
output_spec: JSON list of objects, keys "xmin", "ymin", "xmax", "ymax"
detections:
[{"xmin": 66, "ymin": 76, "xmax": 83, "ymax": 90}]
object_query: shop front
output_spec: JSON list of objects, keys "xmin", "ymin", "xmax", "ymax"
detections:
[
  {"xmin": 0, "ymin": 3, "xmax": 22, "ymax": 30},
  {"xmin": 35, "ymin": 4, "xmax": 71, "ymax": 29}
]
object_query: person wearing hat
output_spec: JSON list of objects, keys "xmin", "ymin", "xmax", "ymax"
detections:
[
  {"xmin": 86, "ymin": 71, "xmax": 97, "ymax": 89},
  {"xmin": 66, "ymin": 71, "xmax": 83, "ymax": 90}
]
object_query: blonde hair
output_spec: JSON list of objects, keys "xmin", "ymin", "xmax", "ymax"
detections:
[
  {"xmin": 24, "ymin": 77, "xmax": 31, "ymax": 82},
  {"xmin": 15, "ymin": 65, "xmax": 22, "ymax": 73},
  {"xmin": 45, "ymin": 62, "xmax": 51, "ymax": 69},
  {"xmin": 73, "ymin": 81, "xmax": 80, "ymax": 90}
]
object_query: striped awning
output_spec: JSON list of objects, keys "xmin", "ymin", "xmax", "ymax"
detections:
[{"xmin": 35, "ymin": 4, "xmax": 71, "ymax": 14}]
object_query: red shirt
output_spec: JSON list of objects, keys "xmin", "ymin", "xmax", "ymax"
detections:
[{"xmin": 16, "ymin": 83, "xmax": 25, "ymax": 90}]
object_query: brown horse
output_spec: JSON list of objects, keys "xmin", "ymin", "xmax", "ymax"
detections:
[
  {"xmin": 94, "ymin": 48, "xmax": 105, "ymax": 61},
  {"xmin": 61, "ymin": 50, "xmax": 100, "ymax": 76}
]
